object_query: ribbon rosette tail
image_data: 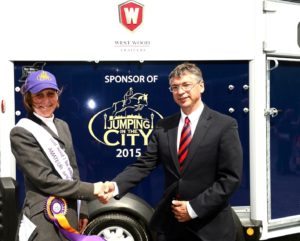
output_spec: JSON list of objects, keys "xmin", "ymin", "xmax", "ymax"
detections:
[{"xmin": 45, "ymin": 196, "xmax": 106, "ymax": 241}]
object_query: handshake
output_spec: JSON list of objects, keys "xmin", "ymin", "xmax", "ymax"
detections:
[{"xmin": 93, "ymin": 181, "xmax": 115, "ymax": 204}]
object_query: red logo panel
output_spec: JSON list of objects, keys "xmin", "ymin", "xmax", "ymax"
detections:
[{"xmin": 119, "ymin": 1, "xmax": 143, "ymax": 31}]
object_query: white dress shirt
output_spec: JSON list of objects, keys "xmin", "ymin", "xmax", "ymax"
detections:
[{"xmin": 177, "ymin": 103, "xmax": 204, "ymax": 219}]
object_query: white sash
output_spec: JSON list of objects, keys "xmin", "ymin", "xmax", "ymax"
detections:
[
  {"xmin": 17, "ymin": 118, "xmax": 73, "ymax": 180},
  {"xmin": 17, "ymin": 118, "xmax": 81, "ymax": 240}
]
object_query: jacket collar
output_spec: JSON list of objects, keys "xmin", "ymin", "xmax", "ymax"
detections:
[{"xmin": 27, "ymin": 113, "xmax": 65, "ymax": 146}]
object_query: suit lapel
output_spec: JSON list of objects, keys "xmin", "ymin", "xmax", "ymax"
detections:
[{"xmin": 181, "ymin": 106, "xmax": 212, "ymax": 175}]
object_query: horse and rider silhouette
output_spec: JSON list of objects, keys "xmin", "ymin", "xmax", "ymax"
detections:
[{"xmin": 111, "ymin": 88, "xmax": 148, "ymax": 116}]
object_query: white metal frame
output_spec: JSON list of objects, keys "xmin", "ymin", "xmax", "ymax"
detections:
[{"xmin": 0, "ymin": 0, "xmax": 300, "ymax": 239}]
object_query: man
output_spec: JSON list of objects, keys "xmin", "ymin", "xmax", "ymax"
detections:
[{"xmin": 99, "ymin": 62, "xmax": 243, "ymax": 241}]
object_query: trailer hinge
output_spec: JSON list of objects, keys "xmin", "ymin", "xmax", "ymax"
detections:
[
  {"xmin": 263, "ymin": 0, "xmax": 276, "ymax": 13},
  {"xmin": 264, "ymin": 107, "xmax": 279, "ymax": 118},
  {"xmin": 263, "ymin": 41, "xmax": 276, "ymax": 53}
]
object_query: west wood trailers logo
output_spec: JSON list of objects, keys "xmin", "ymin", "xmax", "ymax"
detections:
[
  {"xmin": 118, "ymin": 0, "xmax": 143, "ymax": 31},
  {"xmin": 88, "ymin": 88, "xmax": 163, "ymax": 157}
]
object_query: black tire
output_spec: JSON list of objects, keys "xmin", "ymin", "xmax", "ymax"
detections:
[{"xmin": 84, "ymin": 212, "xmax": 150, "ymax": 241}]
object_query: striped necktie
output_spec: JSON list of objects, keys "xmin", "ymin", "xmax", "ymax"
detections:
[{"xmin": 178, "ymin": 117, "xmax": 192, "ymax": 171}]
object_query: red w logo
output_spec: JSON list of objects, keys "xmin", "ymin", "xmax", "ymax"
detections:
[{"xmin": 119, "ymin": 1, "xmax": 144, "ymax": 31}]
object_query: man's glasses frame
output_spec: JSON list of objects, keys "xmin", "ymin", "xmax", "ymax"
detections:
[{"xmin": 169, "ymin": 80, "xmax": 201, "ymax": 93}]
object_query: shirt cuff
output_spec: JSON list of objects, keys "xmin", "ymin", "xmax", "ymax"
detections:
[
  {"xmin": 112, "ymin": 182, "xmax": 119, "ymax": 196},
  {"xmin": 187, "ymin": 202, "xmax": 198, "ymax": 219}
]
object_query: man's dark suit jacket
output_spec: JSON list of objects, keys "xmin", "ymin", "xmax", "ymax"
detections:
[
  {"xmin": 114, "ymin": 105, "xmax": 243, "ymax": 241},
  {"xmin": 10, "ymin": 113, "xmax": 95, "ymax": 241}
]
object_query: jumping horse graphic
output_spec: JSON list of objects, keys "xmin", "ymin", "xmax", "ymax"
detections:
[{"xmin": 112, "ymin": 90, "xmax": 148, "ymax": 116}]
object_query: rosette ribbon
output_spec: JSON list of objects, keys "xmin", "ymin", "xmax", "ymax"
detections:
[{"xmin": 45, "ymin": 196, "xmax": 106, "ymax": 241}]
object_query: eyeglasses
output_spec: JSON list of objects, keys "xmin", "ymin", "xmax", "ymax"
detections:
[{"xmin": 169, "ymin": 81, "xmax": 200, "ymax": 93}]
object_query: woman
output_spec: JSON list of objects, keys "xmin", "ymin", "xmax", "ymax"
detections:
[{"xmin": 10, "ymin": 70, "xmax": 102, "ymax": 241}]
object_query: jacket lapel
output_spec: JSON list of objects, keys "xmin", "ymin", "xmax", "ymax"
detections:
[
  {"xmin": 181, "ymin": 106, "xmax": 212, "ymax": 175},
  {"xmin": 28, "ymin": 113, "xmax": 65, "ymax": 147}
]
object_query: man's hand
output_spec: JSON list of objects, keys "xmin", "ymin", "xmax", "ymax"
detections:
[
  {"xmin": 171, "ymin": 200, "xmax": 192, "ymax": 222},
  {"xmin": 94, "ymin": 181, "xmax": 115, "ymax": 204}
]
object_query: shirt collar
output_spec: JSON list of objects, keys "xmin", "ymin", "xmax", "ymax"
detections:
[
  {"xmin": 180, "ymin": 102, "xmax": 204, "ymax": 124},
  {"xmin": 33, "ymin": 112, "xmax": 55, "ymax": 123}
]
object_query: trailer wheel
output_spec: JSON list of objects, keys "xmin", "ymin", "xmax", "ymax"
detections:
[{"xmin": 84, "ymin": 212, "xmax": 150, "ymax": 241}]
